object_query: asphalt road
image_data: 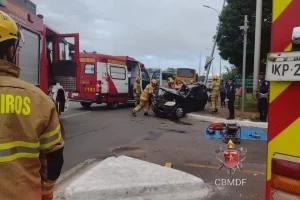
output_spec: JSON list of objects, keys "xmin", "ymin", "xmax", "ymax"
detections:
[{"xmin": 59, "ymin": 102, "xmax": 267, "ymax": 200}]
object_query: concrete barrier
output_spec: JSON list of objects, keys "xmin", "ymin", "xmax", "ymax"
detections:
[
  {"xmin": 187, "ymin": 113, "xmax": 267, "ymax": 129},
  {"xmin": 64, "ymin": 156, "xmax": 212, "ymax": 200}
]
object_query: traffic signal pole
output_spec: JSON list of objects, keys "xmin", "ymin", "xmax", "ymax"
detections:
[{"xmin": 203, "ymin": 0, "xmax": 226, "ymax": 86}]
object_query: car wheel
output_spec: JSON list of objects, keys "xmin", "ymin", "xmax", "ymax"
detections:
[
  {"xmin": 107, "ymin": 102, "xmax": 119, "ymax": 109},
  {"xmin": 80, "ymin": 102, "xmax": 92, "ymax": 109},
  {"xmin": 173, "ymin": 106, "xmax": 186, "ymax": 118}
]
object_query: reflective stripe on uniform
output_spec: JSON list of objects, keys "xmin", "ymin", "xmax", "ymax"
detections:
[
  {"xmin": 0, "ymin": 141, "xmax": 39, "ymax": 162},
  {"xmin": 40, "ymin": 124, "xmax": 62, "ymax": 150},
  {"xmin": 42, "ymin": 181, "xmax": 55, "ymax": 194}
]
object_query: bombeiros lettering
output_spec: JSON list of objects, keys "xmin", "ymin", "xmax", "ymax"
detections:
[{"xmin": 0, "ymin": 94, "xmax": 31, "ymax": 115}]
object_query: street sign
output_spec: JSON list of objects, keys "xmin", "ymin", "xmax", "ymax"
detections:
[
  {"xmin": 204, "ymin": 57, "xmax": 214, "ymax": 70},
  {"xmin": 266, "ymin": 52, "xmax": 300, "ymax": 81},
  {"xmin": 234, "ymin": 78, "xmax": 253, "ymax": 88},
  {"xmin": 232, "ymin": 75, "xmax": 253, "ymax": 88}
]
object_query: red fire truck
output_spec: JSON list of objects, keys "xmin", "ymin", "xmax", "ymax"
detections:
[{"xmin": 0, "ymin": 0, "xmax": 80, "ymax": 114}]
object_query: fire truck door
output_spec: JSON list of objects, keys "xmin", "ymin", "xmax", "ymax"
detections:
[{"xmin": 55, "ymin": 33, "xmax": 80, "ymax": 91}]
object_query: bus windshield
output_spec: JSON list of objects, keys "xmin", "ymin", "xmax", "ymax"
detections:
[{"xmin": 177, "ymin": 68, "xmax": 195, "ymax": 78}]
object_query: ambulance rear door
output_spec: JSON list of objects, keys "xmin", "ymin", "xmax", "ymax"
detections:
[{"xmin": 79, "ymin": 57, "xmax": 97, "ymax": 98}]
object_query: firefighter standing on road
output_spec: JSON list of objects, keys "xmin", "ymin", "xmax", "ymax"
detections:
[
  {"xmin": 208, "ymin": 74, "xmax": 220, "ymax": 114},
  {"xmin": 257, "ymin": 72, "xmax": 269, "ymax": 122},
  {"xmin": 133, "ymin": 77, "xmax": 141, "ymax": 106},
  {"xmin": 131, "ymin": 79, "xmax": 157, "ymax": 116},
  {"xmin": 164, "ymin": 77, "xmax": 174, "ymax": 88},
  {"xmin": 0, "ymin": 11, "xmax": 64, "ymax": 200}
]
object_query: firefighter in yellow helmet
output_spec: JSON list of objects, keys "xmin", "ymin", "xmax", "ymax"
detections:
[
  {"xmin": 208, "ymin": 74, "xmax": 220, "ymax": 114},
  {"xmin": 164, "ymin": 77, "xmax": 174, "ymax": 88},
  {"xmin": 131, "ymin": 79, "xmax": 157, "ymax": 116},
  {"xmin": 0, "ymin": 11, "xmax": 64, "ymax": 200},
  {"xmin": 133, "ymin": 77, "xmax": 141, "ymax": 106}
]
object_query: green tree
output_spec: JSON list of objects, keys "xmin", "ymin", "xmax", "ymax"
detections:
[
  {"xmin": 222, "ymin": 65, "xmax": 239, "ymax": 81},
  {"xmin": 217, "ymin": 0, "xmax": 272, "ymax": 75},
  {"xmin": 163, "ymin": 67, "xmax": 176, "ymax": 73}
]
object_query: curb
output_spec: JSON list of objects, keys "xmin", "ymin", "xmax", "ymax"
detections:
[{"xmin": 186, "ymin": 113, "xmax": 267, "ymax": 129}]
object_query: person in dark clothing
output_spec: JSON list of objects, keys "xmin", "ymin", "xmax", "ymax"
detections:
[
  {"xmin": 226, "ymin": 79, "xmax": 235, "ymax": 119},
  {"xmin": 225, "ymin": 81, "xmax": 229, "ymax": 90},
  {"xmin": 219, "ymin": 80, "xmax": 226, "ymax": 108},
  {"xmin": 257, "ymin": 73, "xmax": 269, "ymax": 122}
]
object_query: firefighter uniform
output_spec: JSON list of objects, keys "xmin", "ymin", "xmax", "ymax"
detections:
[
  {"xmin": 131, "ymin": 79, "xmax": 157, "ymax": 116},
  {"xmin": 164, "ymin": 77, "xmax": 174, "ymax": 88},
  {"xmin": 0, "ymin": 11, "xmax": 64, "ymax": 200},
  {"xmin": 133, "ymin": 77, "xmax": 141, "ymax": 106},
  {"xmin": 257, "ymin": 74, "xmax": 269, "ymax": 122},
  {"xmin": 174, "ymin": 80, "xmax": 182, "ymax": 89},
  {"xmin": 209, "ymin": 74, "xmax": 220, "ymax": 113}
]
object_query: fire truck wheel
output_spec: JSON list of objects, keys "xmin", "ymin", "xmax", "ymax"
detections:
[
  {"xmin": 107, "ymin": 102, "xmax": 119, "ymax": 109},
  {"xmin": 80, "ymin": 102, "xmax": 92, "ymax": 109}
]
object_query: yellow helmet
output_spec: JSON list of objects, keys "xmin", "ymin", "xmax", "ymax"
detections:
[
  {"xmin": 136, "ymin": 77, "xmax": 141, "ymax": 82},
  {"xmin": 213, "ymin": 74, "xmax": 219, "ymax": 80},
  {"xmin": 168, "ymin": 77, "xmax": 174, "ymax": 83},
  {"xmin": 151, "ymin": 79, "xmax": 158, "ymax": 85},
  {"xmin": 227, "ymin": 140, "xmax": 235, "ymax": 149},
  {"xmin": 0, "ymin": 11, "xmax": 19, "ymax": 43}
]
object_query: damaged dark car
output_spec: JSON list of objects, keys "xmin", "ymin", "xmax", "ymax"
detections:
[{"xmin": 151, "ymin": 81, "xmax": 208, "ymax": 119}]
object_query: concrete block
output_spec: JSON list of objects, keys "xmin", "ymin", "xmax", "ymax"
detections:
[{"xmin": 64, "ymin": 156, "xmax": 212, "ymax": 200}]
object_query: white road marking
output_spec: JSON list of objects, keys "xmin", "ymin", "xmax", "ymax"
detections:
[{"xmin": 60, "ymin": 111, "xmax": 91, "ymax": 119}]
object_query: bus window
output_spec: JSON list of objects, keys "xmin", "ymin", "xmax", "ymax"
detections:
[{"xmin": 177, "ymin": 69, "xmax": 195, "ymax": 78}]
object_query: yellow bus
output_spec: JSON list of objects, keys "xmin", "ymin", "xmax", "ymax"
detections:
[{"xmin": 175, "ymin": 68, "xmax": 198, "ymax": 83}]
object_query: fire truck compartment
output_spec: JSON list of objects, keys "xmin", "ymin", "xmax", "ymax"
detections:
[{"xmin": 127, "ymin": 59, "xmax": 141, "ymax": 100}]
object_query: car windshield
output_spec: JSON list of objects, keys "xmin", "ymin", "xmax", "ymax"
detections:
[{"xmin": 177, "ymin": 69, "xmax": 195, "ymax": 78}]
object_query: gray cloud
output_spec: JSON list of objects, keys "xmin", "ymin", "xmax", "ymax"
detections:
[{"xmin": 32, "ymin": 0, "xmax": 229, "ymax": 74}]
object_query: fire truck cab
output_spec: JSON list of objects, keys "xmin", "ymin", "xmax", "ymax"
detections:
[
  {"xmin": 0, "ymin": 0, "xmax": 80, "ymax": 114},
  {"xmin": 69, "ymin": 53, "xmax": 151, "ymax": 109}
]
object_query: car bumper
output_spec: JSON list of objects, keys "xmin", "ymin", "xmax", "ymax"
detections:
[{"xmin": 152, "ymin": 102, "xmax": 176, "ymax": 115}]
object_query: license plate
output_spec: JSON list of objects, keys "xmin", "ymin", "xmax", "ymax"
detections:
[
  {"xmin": 72, "ymin": 93, "xmax": 79, "ymax": 97},
  {"xmin": 266, "ymin": 52, "xmax": 300, "ymax": 81}
]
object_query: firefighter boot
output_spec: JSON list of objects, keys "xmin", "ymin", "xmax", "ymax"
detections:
[
  {"xmin": 144, "ymin": 112, "xmax": 150, "ymax": 116},
  {"xmin": 131, "ymin": 111, "xmax": 137, "ymax": 117}
]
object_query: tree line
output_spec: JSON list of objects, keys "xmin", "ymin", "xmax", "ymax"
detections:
[{"xmin": 217, "ymin": 0, "xmax": 272, "ymax": 76}]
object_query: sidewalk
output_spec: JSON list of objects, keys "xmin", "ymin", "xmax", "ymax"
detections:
[{"xmin": 186, "ymin": 105, "xmax": 267, "ymax": 129}]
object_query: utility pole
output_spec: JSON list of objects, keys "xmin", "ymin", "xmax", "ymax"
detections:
[
  {"xmin": 199, "ymin": 52, "xmax": 202, "ymax": 75},
  {"xmin": 252, "ymin": 0, "xmax": 262, "ymax": 100},
  {"xmin": 219, "ymin": 58, "xmax": 222, "ymax": 79},
  {"xmin": 239, "ymin": 15, "xmax": 249, "ymax": 119},
  {"xmin": 203, "ymin": 0, "xmax": 226, "ymax": 86}
]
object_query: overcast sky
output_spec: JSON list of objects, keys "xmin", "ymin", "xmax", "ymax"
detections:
[{"xmin": 32, "ymin": 0, "xmax": 229, "ymax": 75}]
